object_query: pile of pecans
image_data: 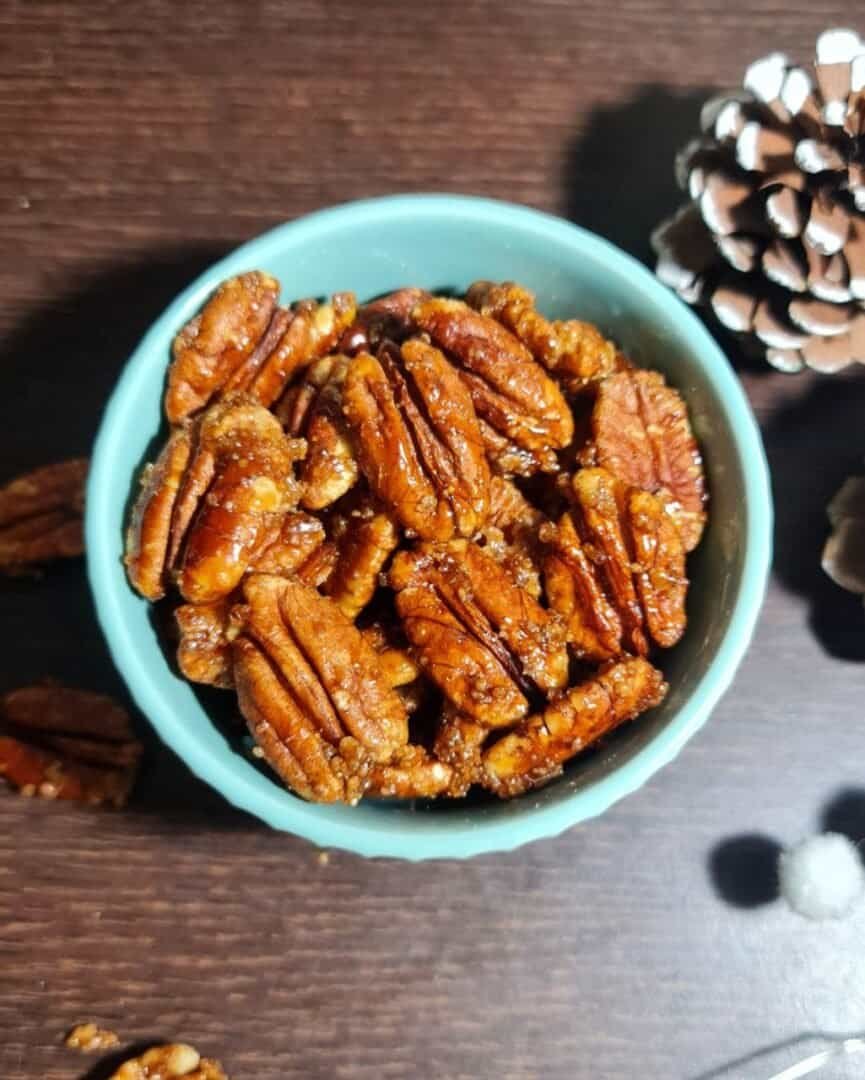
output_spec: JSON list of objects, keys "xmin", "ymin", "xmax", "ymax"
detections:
[{"xmin": 124, "ymin": 274, "xmax": 708, "ymax": 803}]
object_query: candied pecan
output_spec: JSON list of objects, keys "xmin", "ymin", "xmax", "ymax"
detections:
[
  {"xmin": 251, "ymin": 510, "xmax": 326, "ymax": 576},
  {"xmin": 325, "ymin": 508, "xmax": 399, "ymax": 620},
  {"xmin": 359, "ymin": 623, "xmax": 421, "ymax": 687},
  {"xmin": 583, "ymin": 369, "xmax": 707, "ymax": 551},
  {"xmin": 339, "ymin": 287, "xmax": 431, "ymax": 353},
  {"xmin": 243, "ymin": 292, "xmax": 357, "ymax": 407},
  {"xmin": 391, "ymin": 540, "xmax": 568, "ymax": 727},
  {"xmin": 283, "ymin": 356, "xmax": 360, "ymax": 511},
  {"xmin": 480, "ymin": 476, "xmax": 546, "ymax": 598},
  {"xmin": 175, "ymin": 599, "xmax": 237, "ymax": 688},
  {"xmin": 483, "ymin": 657, "xmax": 667, "ymax": 797},
  {"xmin": 433, "ymin": 712, "xmax": 487, "ymax": 797},
  {"xmin": 65, "ymin": 1023, "xmax": 120, "ymax": 1052},
  {"xmin": 342, "ymin": 339, "xmax": 490, "ymax": 540},
  {"xmin": 413, "ymin": 298, "xmax": 574, "ymax": 464},
  {"xmin": 0, "ymin": 686, "xmax": 141, "ymax": 806},
  {"xmin": 126, "ymin": 397, "xmax": 304, "ymax": 603},
  {"xmin": 367, "ymin": 743, "xmax": 453, "ymax": 799},
  {"xmin": 466, "ymin": 280, "xmax": 623, "ymax": 393},
  {"xmin": 541, "ymin": 468, "xmax": 687, "ymax": 660},
  {"xmin": 233, "ymin": 575, "xmax": 408, "ymax": 802},
  {"xmin": 476, "ymin": 417, "xmax": 559, "ymax": 477},
  {"xmin": 108, "ymin": 1043, "xmax": 226, "ymax": 1080},
  {"xmin": 0, "ymin": 458, "xmax": 87, "ymax": 571},
  {"xmin": 165, "ymin": 271, "xmax": 280, "ymax": 423},
  {"xmin": 295, "ymin": 540, "xmax": 339, "ymax": 587}
]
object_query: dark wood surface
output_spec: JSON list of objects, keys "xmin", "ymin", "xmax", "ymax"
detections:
[{"xmin": 2, "ymin": 3, "xmax": 865, "ymax": 1078}]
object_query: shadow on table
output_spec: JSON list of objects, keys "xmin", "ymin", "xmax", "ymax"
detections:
[
  {"xmin": 690, "ymin": 1031, "xmax": 865, "ymax": 1080},
  {"xmin": 761, "ymin": 370, "xmax": 865, "ymax": 661},
  {"xmin": 822, "ymin": 787, "xmax": 865, "ymax": 851},
  {"xmin": 707, "ymin": 833, "xmax": 780, "ymax": 908},
  {"xmin": 77, "ymin": 1041, "xmax": 166, "ymax": 1080}
]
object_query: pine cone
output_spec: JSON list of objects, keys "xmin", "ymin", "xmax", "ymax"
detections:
[{"xmin": 653, "ymin": 28, "xmax": 865, "ymax": 373}]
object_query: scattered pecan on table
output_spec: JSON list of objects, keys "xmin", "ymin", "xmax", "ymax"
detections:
[
  {"xmin": 0, "ymin": 458, "xmax": 88, "ymax": 573},
  {"xmin": 0, "ymin": 685, "xmax": 142, "ymax": 806},
  {"xmin": 124, "ymin": 273, "xmax": 709, "ymax": 801}
]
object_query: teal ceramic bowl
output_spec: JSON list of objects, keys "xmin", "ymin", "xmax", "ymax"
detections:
[{"xmin": 86, "ymin": 194, "xmax": 772, "ymax": 859}]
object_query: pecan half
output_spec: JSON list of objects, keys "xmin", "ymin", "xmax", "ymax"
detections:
[
  {"xmin": 108, "ymin": 1044, "xmax": 227, "ymax": 1080},
  {"xmin": 541, "ymin": 468, "xmax": 687, "ymax": 660},
  {"xmin": 483, "ymin": 657, "xmax": 667, "ymax": 797},
  {"xmin": 339, "ymin": 287, "xmax": 431, "ymax": 353},
  {"xmin": 582, "ymin": 369, "xmax": 707, "ymax": 551},
  {"xmin": 0, "ymin": 459, "xmax": 87, "ymax": 571},
  {"xmin": 175, "ymin": 599, "xmax": 238, "ymax": 688},
  {"xmin": 342, "ymin": 340, "xmax": 490, "ymax": 540},
  {"xmin": 243, "ymin": 292, "xmax": 357, "ymax": 407},
  {"xmin": 0, "ymin": 686, "xmax": 142, "ymax": 806},
  {"xmin": 466, "ymin": 280, "xmax": 623, "ymax": 393},
  {"xmin": 125, "ymin": 397, "xmax": 304, "ymax": 603},
  {"xmin": 233, "ymin": 575, "xmax": 408, "ymax": 803},
  {"xmin": 359, "ymin": 622, "xmax": 421, "ymax": 688},
  {"xmin": 413, "ymin": 298, "xmax": 574, "ymax": 469},
  {"xmin": 391, "ymin": 540, "xmax": 568, "ymax": 727},
  {"xmin": 480, "ymin": 476, "xmax": 547, "ymax": 599},
  {"xmin": 165, "ymin": 271, "xmax": 280, "ymax": 423},
  {"xmin": 325, "ymin": 507, "xmax": 399, "ymax": 620}
]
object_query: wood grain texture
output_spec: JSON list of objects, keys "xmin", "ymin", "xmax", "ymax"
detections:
[{"xmin": 2, "ymin": 2, "xmax": 865, "ymax": 1078}]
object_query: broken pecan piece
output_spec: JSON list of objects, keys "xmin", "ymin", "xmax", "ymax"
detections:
[
  {"xmin": 0, "ymin": 458, "xmax": 88, "ymax": 571},
  {"xmin": 108, "ymin": 1044, "xmax": 227, "ymax": 1080},
  {"xmin": 367, "ymin": 743, "xmax": 453, "ymax": 799},
  {"xmin": 125, "ymin": 397, "xmax": 304, "ymax": 603},
  {"xmin": 0, "ymin": 686, "xmax": 142, "ymax": 806},
  {"xmin": 175, "ymin": 599, "xmax": 238, "ymax": 688},
  {"xmin": 413, "ymin": 297, "xmax": 574, "ymax": 466},
  {"xmin": 342, "ymin": 340, "xmax": 490, "ymax": 540},
  {"xmin": 233, "ymin": 574, "xmax": 408, "ymax": 802},
  {"xmin": 339, "ymin": 287, "xmax": 430, "ymax": 353},
  {"xmin": 483, "ymin": 657, "xmax": 667, "ymax": 797},
  {"xmin": 65, "ymin": 1023, "xmax": 120, "ymax": 1052},
  {"xmin": 165, "ymin": 271, "xmax": 280, "ymax": 423},
  {"xmin": 286, "ymin": 356, "xmax": 360, "ymax": 511},
  {"xmin": 466, "ymin": 280, "xmax": 623, "ymax": 393},
  {"xmin": 583, "ymin": 369, "xmax": 707, "ymax": 551},
  {"xmin": 541, "ymin": 468, "xmax": 687, "ymax": 660},
  {"xmin": 432, "ymin": 712, "xmax": 487, "ymax": 797},
  {"xmin": 391, "ymin": 540, "xmax": 568, "ymax": 727}
]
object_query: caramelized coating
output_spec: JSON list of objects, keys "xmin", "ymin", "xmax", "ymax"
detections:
[
  {"xmin": 325, "ymin": 509, "xmax": 399, "ymax": 620},
  {"xmin": 65, "ymin": 1023, "xmax": 120, "ymax": 1052},
  {"xmin": 294, "ymin": 539, "xmax": 339, "ymax": 587},
  {"xmin": 585, "ymin": 369, "xmax": 707, "ymax": 551},
  {"xmin": 542, "ymin": 468, "xmax": 687, "ymax": 659},
  {"xmin": 0, "ymin": 458, "xmax": 88, "ymax": 571},
  {"xmin": 251, "ymin": 511, "xmax": 326, "ymax": 576},
  {"xmin": 234, "ymin": 575, "xmax": 408, "ymax": 802},
  {"xmin": 245, "ymin": 292, "xmax": 356, "ymax": 407},
  {"xmin": 108, "ymin": 1044, "xmax": 227, "ymax": 1080},
  {"xmin": 175, "ymin": 599, "xmax": 237, "ymax": 688},
  {"xmin": 476, "ymin": 417, "xmax": 559, "ymax": 477},
  {"xmin": 342, "ymin": 341, "xmax": 490, "ymax": 540},
  {"xmin": 367, "ymin": 744, "xmax": 453, "ymax": 799},
  {"xmin": 360, "ymin": 623, "xmax": 421, "ymax": 687},
  {"xmin": 166, "ymin": 271, "xmax": 280, "ymax": 423},
  {"xmin": 391, "ymin": 541, "xmax": 568, "ymax": 726},
  {"xmin": 413, "ymin": 297, "xmax": 574, "ymax": 456},
  {"xmin": 481, "ymin": 476, "xmax": 547, "ymax": 598},
  {"xmin": 340, "ymin": 287, "xmax": 430, "ymax": 353},
  {"xmin": 466, "ymin": 280, "xmax": 622, "ymax": 393},
  {"xmin": 0, "ymin": 686, "xmax": 142, "ymax": 806},
  {"xmin": 294, "ymin": 356, "xmax": 359, "ymax": 511},
  {"xmin": 433, "ymin": 712, "xmax": 487, "ymax": 797},
  {"xmin": 483, "ymin": 657, "xmax": 667, "ymax": 797}
]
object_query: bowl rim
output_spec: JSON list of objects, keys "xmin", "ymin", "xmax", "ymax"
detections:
[{"xmin": 86, "ymin": 193, "xmax": 772, "ymax": 860}]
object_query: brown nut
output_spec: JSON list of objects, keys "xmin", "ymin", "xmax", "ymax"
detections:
[
  {"xmin": 541, "ymin": 468, "xmax": 687, "ymax": 660},
  {"xmin": 125, "ymin": 397, "xmax": 304, "ymax": 603},
  {"xmin": 0, "ymin": 458, "xmax": 88, "ymax": 571},
  {"xmin": 466, "ymin": 280, "xmax": 623, "ymax": 393},
  {"xmin": 0, "ymin": 686, "xmax": 142, "ymax": 806},
  {"xmin": 582, "ymin": 369, "xmax": 707, "ymax": 551},
  {"xmin": 108, "ymin": 1043, "xmax": 227, "ymax": 1080},
  {"xmin": 325, "ymin": 508, "xmax": 399, "ymax": 621},
  {"xmin": 166, "ymin": 271, "xmax": 281, "ymax": 423},
  {"xmin": 432, "ymin": 712, "xmax": 487, "ymax": 797},
  {"xmin": 367, "ymin": 743, "xmax": 453, "ymax": 799},
  {"xmin": 342, "ymin": 340, "xmax": 490, "ymax": 540},
  {"xmin": 175, "ymin": 598, "xmax": 238, "ymax": 688},
  {"xmin": 391, "ymin": 540, "xmax": 568, "ymax": 727},
  {"xmin": 339, "ymin": 287, "xmax": 431, "ymax": 353},
  {"xmin": 233, "ymin": 574, "xmax": 408, "ymax": 803},
  {"xmin": 483, "ymin": 657, "xmax": 667, "ymax": 797},
  {"xmin": 413, "ymin": 297, "xmax": 574, "ymax": 467}
]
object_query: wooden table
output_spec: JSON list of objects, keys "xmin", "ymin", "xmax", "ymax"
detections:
[{"xmin": 2, "ymin": 2, "xmax": 865, "ymax": 1077}]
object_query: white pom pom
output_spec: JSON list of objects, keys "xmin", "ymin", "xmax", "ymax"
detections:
[{"xmin": 779, "ymin": 833, "xmax": 865, "ymax": 920}]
